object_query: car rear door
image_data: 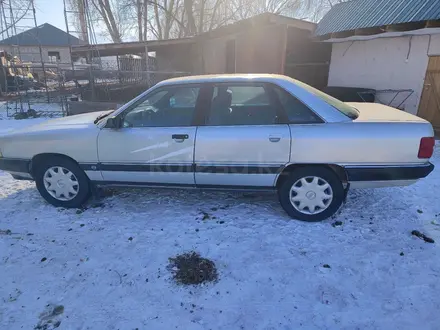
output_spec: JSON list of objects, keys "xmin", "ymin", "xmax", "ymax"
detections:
[
  {"xmin": 194, "ymin": 83, "xmax": 291, "ymax": 187},
  {"xmin": 97, "ymin": 84, "xmax": 203, "ymax": 185}
]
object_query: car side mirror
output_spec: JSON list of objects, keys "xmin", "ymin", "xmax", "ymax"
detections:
[{"xmin": 106, "ymin": 116, "xmax": 122, "ymax": 129}]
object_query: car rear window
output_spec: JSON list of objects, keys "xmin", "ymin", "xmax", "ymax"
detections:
[{"xmin": 292, "ymin": 79, "xmax": 359, "ymax": 119}]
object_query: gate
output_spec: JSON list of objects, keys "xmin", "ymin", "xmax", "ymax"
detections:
[{"xmin": 418, "ymin": 56, "xmax": 440, "ymax": 136}]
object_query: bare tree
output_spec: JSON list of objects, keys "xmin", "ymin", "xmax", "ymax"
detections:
[
  {"xmin": 158, "ymin": 0, "xmax": 238, "ymax": 38},
  {"xmin": 91, "ymin": 0, "xmax": 122, "ymax": 42},
  {"xmin": 80, "ymin": 0, "xmax": 137, "ymax": 43},
  {"xmin": 232, "ymin": 0, "xmax": 302, "ymax": 19},
  {"xmin": 136, "ymin": 0, "xmax": 143, "ymax": 40},
  {"xmin": 120, "ymin": 0, "xmax": 182, "ymax": 40},
  {"xmin": 298, "ymin": 0, "xmax": 347, "ymax": 22},
  {"xmin": 66, "ymin": 0, "xmax": 90, "ymax": 42},
  {"xmin": 148, "ymin": 0, "xmax": 185, "ymax": 40},
  {"xmin": 67, "ymin": 0, "xmax": 348, "ymax": 42}
]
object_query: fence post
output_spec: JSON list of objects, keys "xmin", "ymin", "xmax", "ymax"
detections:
[
  {"xmin": 87, "ymin": 51, "xmax": 96, "ymax": 101},
  {"xmin": 145, "ymin": 44, "xmax": 151, "ymax": 87},
  {"xmin": 116, "ymin": 55, "xmax": 122, "ymax": 84}
]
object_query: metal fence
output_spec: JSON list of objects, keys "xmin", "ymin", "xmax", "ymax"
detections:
[
  {"xmin": 1, "ymin": 63, "xmax": 69, "ymax": 119},
  {"xmin": 0, "ymin": 55, "xmax": 190, "ymax": 119},
  {"xmin": 76, "ymin": 56, "xmax": 190, "ymax": 104}
]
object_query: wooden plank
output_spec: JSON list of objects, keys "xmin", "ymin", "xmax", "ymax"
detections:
[
  {"xmin": 331, "ymin": 30, "xmax": 355, "ymax": 39},
  {"xmin": 426, "ymin": 20, "xmax": 440, "ymax": 28},
  {"xmin": 418, "ymin": 56, "xmax": 440, "ymax": 136},
  {"xmin": 355, "ymin": 26, "xmax": 383, "ymax": 35},
  {"xmin": 386, "ymin": 21, "xmax": 425, "ymax": 32},
  {"xmin": 285, "ymin": 62, "xmax": 329, "ymax": 67},
  {"xmin": 280, "ymin": 25, "xmax": 288, "ymax": 74},
  {"xmin": 427, "ymin": 72, "xmax": 440, "ymax": 121}
]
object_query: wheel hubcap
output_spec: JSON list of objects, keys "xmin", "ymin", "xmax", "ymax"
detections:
[
  {"xmin": 43, "ymin": 166, "xmax": 79, "ymax": 201},
  {"xmin": 289, "ymin": 176, "xmax": 333, "ymax": 215}
]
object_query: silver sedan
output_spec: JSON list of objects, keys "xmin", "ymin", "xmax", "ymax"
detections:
[{"xmin": 0, "ymin": 74, "xmax": 435, "ymax": 221}]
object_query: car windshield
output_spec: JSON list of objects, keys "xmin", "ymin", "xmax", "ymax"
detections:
[{"xmin": 292, "ymin": 79, "xmax": 359, "ymax": 119}]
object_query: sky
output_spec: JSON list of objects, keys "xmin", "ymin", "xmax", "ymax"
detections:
[
  {"xmin": 33, "ymin": 0, "xmax": 108, "ymax": 43},
  {"xmin": 35, "ymin": 0, "xmax": 67, "ymax": 31},
  {"xmin": 0, "ymin": 0, "xmax": 68, "ymax": 42}
]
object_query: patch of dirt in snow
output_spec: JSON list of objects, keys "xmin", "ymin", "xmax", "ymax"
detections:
[
  {"xmin": 34, "ymin": 304, "xmax": 64, "ymax": 329},
  {"xmin": 1, "ymin": 119, "xmax": 440, "ymax": 329},
  {"xmin": 411, "ymin": 230, "xmax": 435, "ymax": 243},
  {"xmin": 168, "ymin": 251, "xmax": 218, "ymax": 285}
]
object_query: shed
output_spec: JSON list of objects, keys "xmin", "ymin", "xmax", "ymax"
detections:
[
  {"xmin": 195, "ymin": 13, "xmax": 331, "ymax": 88},
  {"xmin": 72, "ymin": 13, "xmax": 332, "ymax": 89},
  {"xmin": 316, "ymin": 0, "xmax": 440, "ymax": 134}
]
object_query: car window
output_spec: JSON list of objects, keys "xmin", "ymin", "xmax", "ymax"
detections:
[
  {"xmin": 207, "ymin": 85, "xmax": 277, "ymax": 126},
  {"xmin": 291, "ymin": 79, "xmax": 359, "ymax": 119},
  {"xmin": 123, "ymin": 86, "xmax": 200, "ymax": 127},
  {"xmin": 227, "ymin": 86, "xmax": 270, "ymax": 106},
  {"xmin": 169, "ymin": 88, "xmax": 199, "ymax": 108},
  {"xmin": 274, "ymin": 87, "xmax": 323, "ymax": 124}
]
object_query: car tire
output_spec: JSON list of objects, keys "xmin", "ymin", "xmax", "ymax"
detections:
[
  {"xmin": 278, "ymin": 167, "xmax": 344, "ymax": 222},
  {"xmin": 34, "ymin": 156, "xmax": 91, "ymax": 208}
]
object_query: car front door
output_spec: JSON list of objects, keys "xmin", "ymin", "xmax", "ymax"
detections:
[
  {"xmin": 194, "ymin": 83, "xmax": 291, "ymax": 187},
  {"xmin": 97, "ymin": 84, "xmax": 202, "ymax": 185}
]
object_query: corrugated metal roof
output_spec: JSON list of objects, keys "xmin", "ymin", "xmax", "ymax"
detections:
[
  {"xmin": 316, "ymin": 0, "xmax": 440, "ymax": 36},
  {"xmin": 0, "ymin": 23, "xmax": 83, "ymax": 46}
]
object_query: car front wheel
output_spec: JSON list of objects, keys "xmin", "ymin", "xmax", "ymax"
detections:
[
  {"xmin": 34, "ymin": 157, "xmax": 91, "ymax": 208},
  {"xmin": 278, "ymin": 167, "xmax": 344, "ymax": 222}
]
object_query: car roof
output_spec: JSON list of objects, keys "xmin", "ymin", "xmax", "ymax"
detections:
[{"xmin": 156, "ymin": 74, "xmax": 291, "ymax": 86}]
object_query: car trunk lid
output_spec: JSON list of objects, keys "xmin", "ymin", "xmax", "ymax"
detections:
[{"xmin": 348, "ymin": 102, "xmax": 427, "ymax": 123}]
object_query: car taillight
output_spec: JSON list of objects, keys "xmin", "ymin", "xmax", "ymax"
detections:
[{"xmin": 418, "ymin": 137, "xmax": 435, "ymax": 159}]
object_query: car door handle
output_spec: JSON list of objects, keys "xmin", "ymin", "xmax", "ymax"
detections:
[
  {"xmin": 172, "ymin": 134, "xmax": 189, "ymax": 139},
  {"xmin": 172, "ymin": 134, "xmax": 189, "ymax": 142},
  {"xmin": 269, "ymin": 136, "xmax": 281, "ymax": 142}
]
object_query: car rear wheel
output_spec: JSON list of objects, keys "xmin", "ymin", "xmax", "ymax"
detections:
[
  {"xmin": 34, "ymin": 157, "xmax": 91, "ymax": 208},
  {"xmin": 278, "ymin": 167, "xmax": 344, "ymax": 222}
]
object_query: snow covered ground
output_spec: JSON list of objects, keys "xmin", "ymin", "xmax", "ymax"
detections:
[{"xmin": 1, "ymin": 118, "xmax": 440, "ymax": 330}]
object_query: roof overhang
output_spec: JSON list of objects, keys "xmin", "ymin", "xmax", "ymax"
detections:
[
  {"xmin": 71, "ymin": 37, "xmax": 195, "ymax": 57},
  {"xmin": 322, "ymin": 27, "xmax": 440, "ymax": 43}
]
